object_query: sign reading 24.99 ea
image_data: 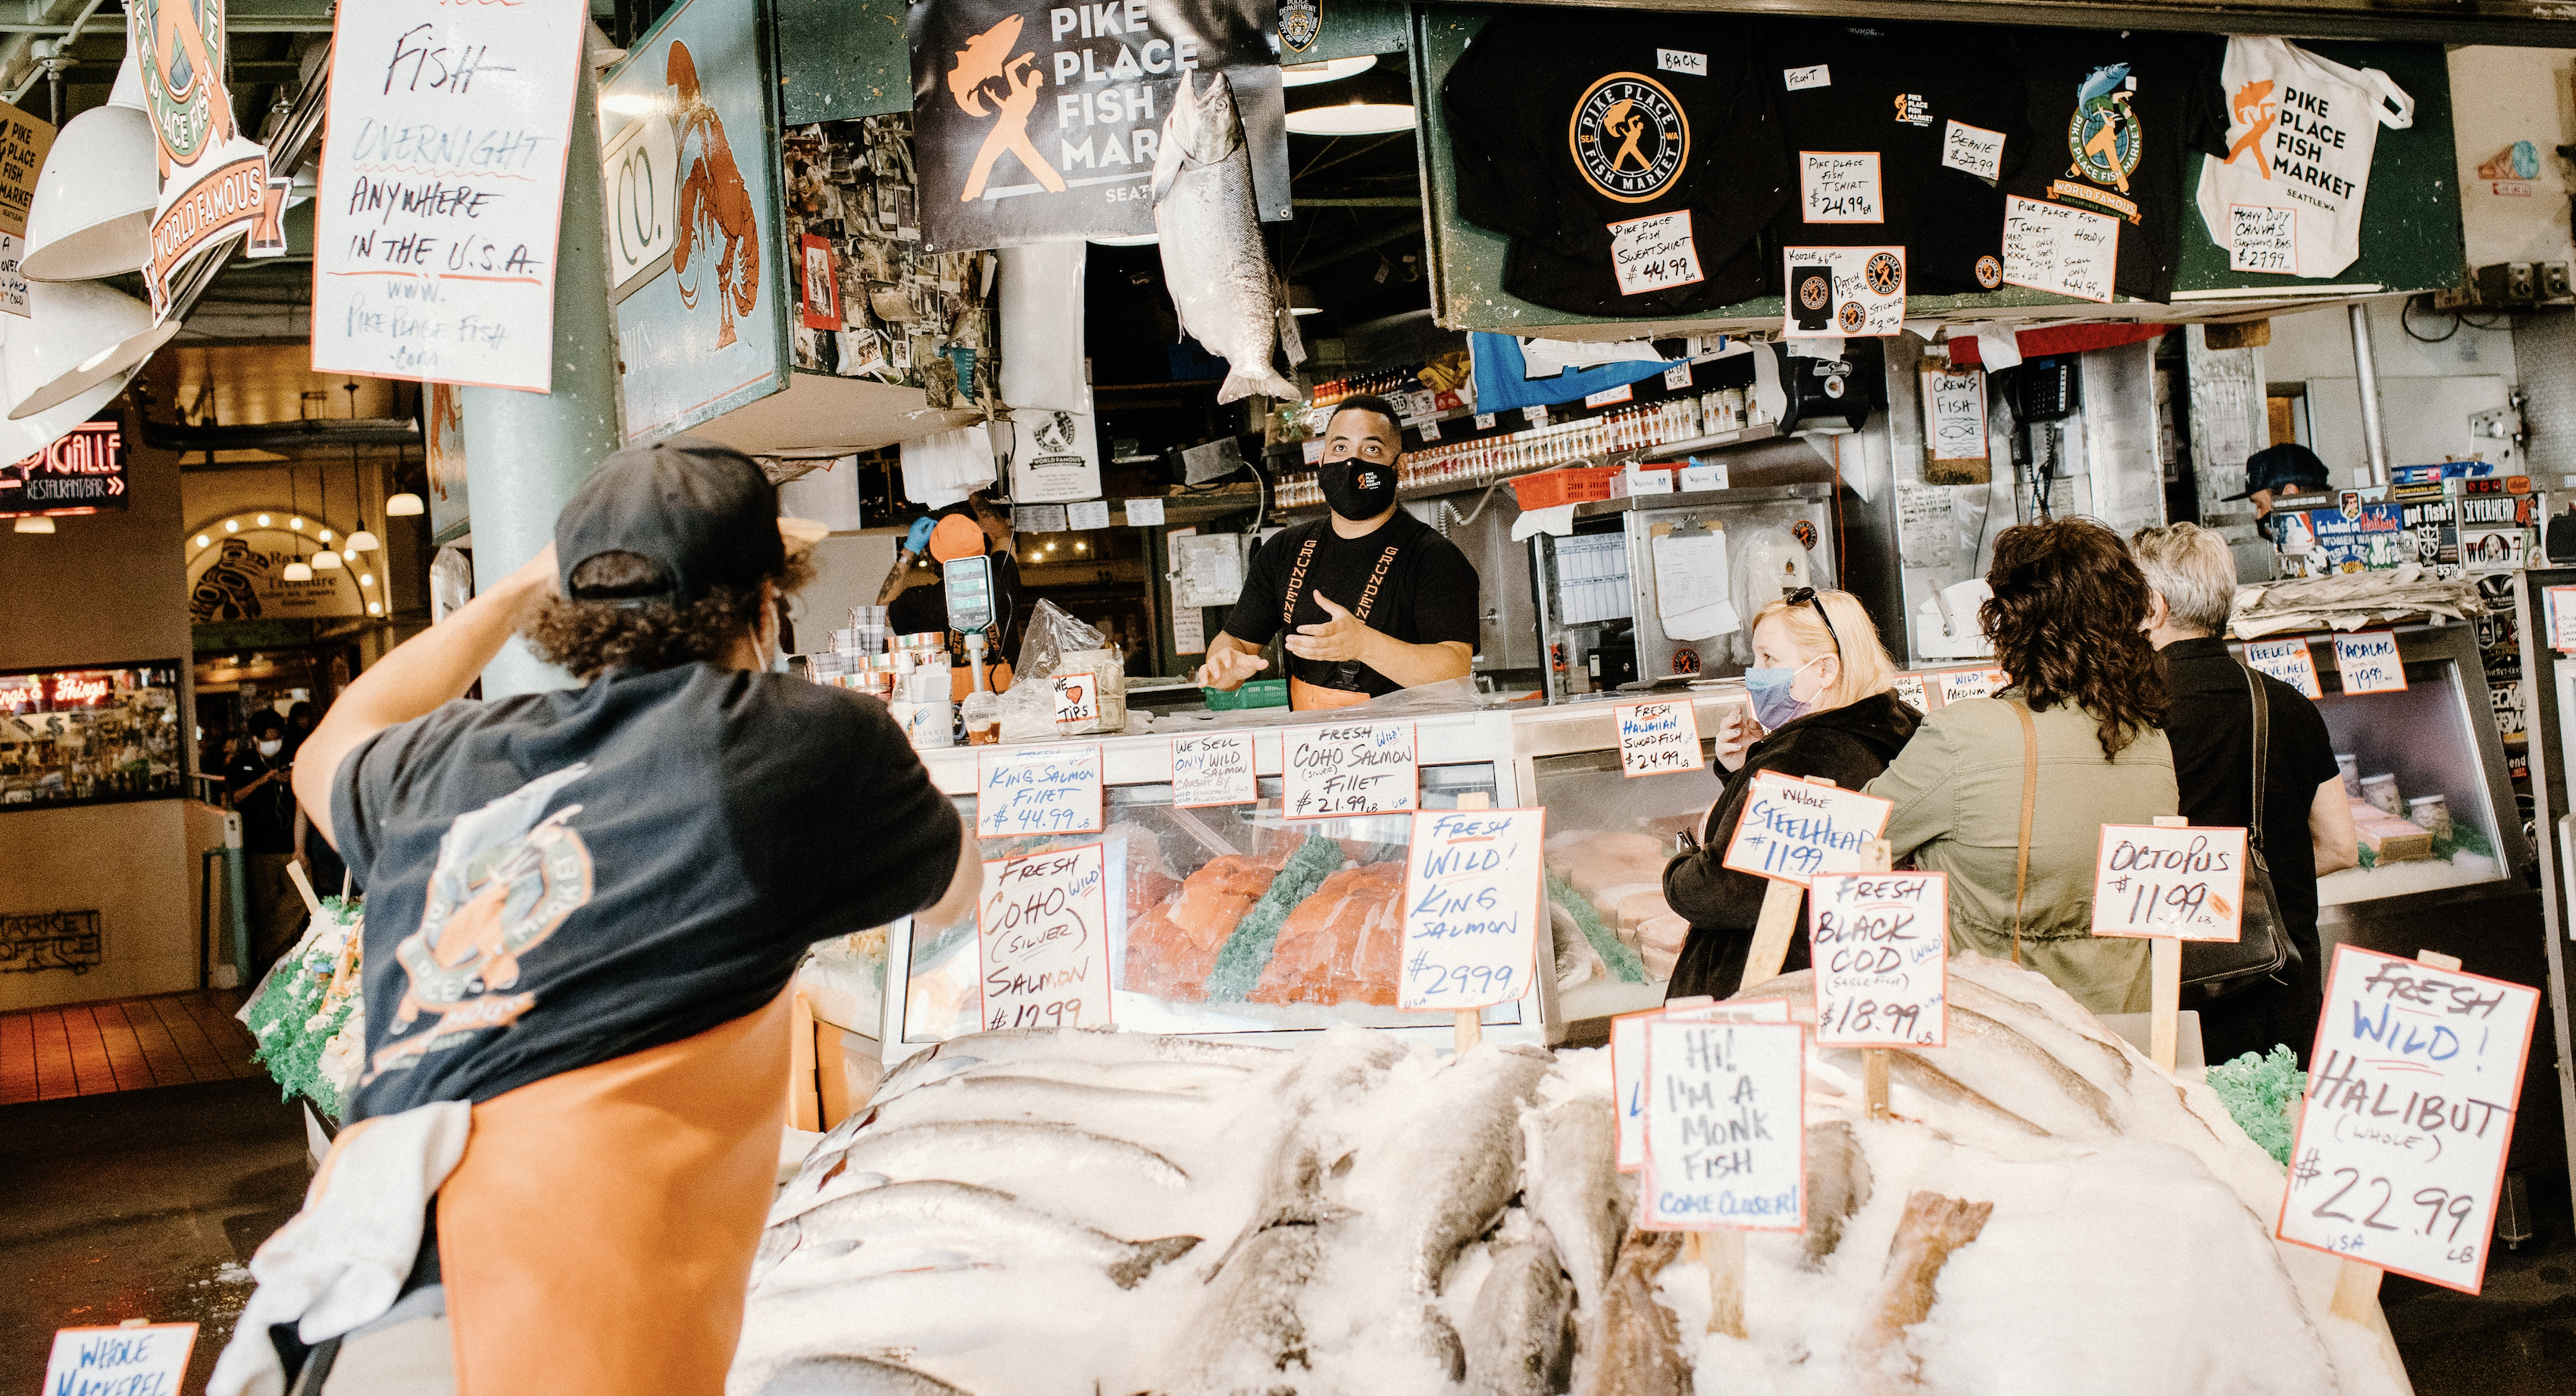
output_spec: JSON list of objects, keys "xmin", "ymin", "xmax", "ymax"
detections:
[
  {"xmin": 1396, "ymin": 808, "xmax": 1543, "ymax": 1010},
  {"xmin": 313, "ymin": 1, "xmax": 588, "ymax": 390}
]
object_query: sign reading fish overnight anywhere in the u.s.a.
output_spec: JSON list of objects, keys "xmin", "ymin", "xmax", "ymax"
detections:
[
  {"xmin": 311, "ymin": 1, "xmax": 587, "ymax": 392},
  {"xmin": 604, "ymin": 0, "xmax": 790, "ymax": 440},
  {"xmin": 907, "ymin": 0, "xmax": 1291, "ymax": 250},
  {"xmin": 131, "ymin": 0, "xmax": 270, "ymax": 321}
]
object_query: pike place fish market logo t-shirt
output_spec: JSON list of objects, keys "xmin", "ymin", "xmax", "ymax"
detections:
[
  {"xmin": 330, "ymin": 663, "xmax": 962, "ymax": 1119},
  {"xmin": 1220, "ymin": 510, "xmax": 1480, "ymax": 698},
  {"xmin": 1570, "ymin": 72, "xmax": 1690, "ymax": 202}
]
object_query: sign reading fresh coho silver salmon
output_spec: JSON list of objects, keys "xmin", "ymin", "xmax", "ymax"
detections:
[{"xmin": 907, "ymin": 0, "xmax": 1290, "ymax": 249}]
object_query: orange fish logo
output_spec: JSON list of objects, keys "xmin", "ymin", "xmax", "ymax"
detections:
[
  {"xmin": 2224, "ymin": 79, "xmax": 2277, "ymax": 179},
  {"xmin": 949, "ymin": 15, "xmax": 1064, "ymax": 202}
]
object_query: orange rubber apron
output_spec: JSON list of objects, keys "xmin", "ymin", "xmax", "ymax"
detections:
[
  {"xmin": 435, "ymin": 991, "xmax": 792, "ymax": 1396},
  {"xmin": 1279, "ymin": 531, "xmax": 1401, "ymax": 712}
]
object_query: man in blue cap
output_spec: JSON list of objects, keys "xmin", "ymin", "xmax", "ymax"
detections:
[{"xmin": 2225, "ymin": 442, "xmax": 2334, "ymax": 534}]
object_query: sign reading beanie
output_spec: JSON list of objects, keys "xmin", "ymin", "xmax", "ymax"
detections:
[
  {"xmin": 2195, "ymin": 37, "xmax": 2412, "ymax": 280},
  {"xmin": 1444, "ymin": 12, "xmax": 1786, "ymax": 317}
]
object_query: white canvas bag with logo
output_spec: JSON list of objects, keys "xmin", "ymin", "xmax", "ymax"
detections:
[{"xmin": 2195, "ymin": 36, "xmax": 2412, "ymax": 278}]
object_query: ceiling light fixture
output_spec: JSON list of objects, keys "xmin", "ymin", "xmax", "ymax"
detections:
[
  {"xmin": 14, "ymin": 515, "xmax": 55, "ymax": 534},
  {"xmin": 1280, "ymin": 55, "xmax": 1377, "ymax": 87},
  {"xmin": 20, "ymin": 52, "xmax": 154, "ymax": 281},
  {"xmin": 282, "ymin": 560, "xmax": 312, "ymax": 581},
  {"xmin": 1283, "ymin": 101, "xmax": 1418, "ymax": 136},
  {"xmin": 1288, "ymin": 283, "xmax": 1321, "ymax": 317}
]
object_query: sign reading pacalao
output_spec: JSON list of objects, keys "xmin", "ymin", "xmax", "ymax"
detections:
[
  {"xmin": 130, "ymin": 0, "xmax": 269, "ymax": 321},
  {"xmin": 907, "ymin": 0, "xmax": 1290, "ymax": 251},
  {"xmin": 311, "ymin": 2, "xmax": 588, "ymax": 392}
]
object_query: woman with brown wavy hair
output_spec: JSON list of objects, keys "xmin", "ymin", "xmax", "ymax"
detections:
[{"xmin": 1863, "ymin": 518, "xmax": 2179, "ymax": 1014}]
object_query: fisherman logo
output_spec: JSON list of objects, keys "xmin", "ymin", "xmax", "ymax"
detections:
[
  {"xmin": 132, "ymin": 0, "xmax": 235, "ymax": 173},
  {"xmin": 1280, "ymin": 0, "xmax": 1319, "ymax": 55},
  {"xmin": 2223, "ymin": 78, "xmax": 2278, "ymax": 179},
  {"xmin": 1569, "ymin": 73, "xmax": 1689, "ymax": 204},
  {"xmin": 1975, "ymin": 255, "xmax": 2003, "ymax": 289},
  {"xmin": 1893, "ymin": 94, "xmax": 1932, "ymax": 127},
  {"xmin": 948, "ymin": 14, "xmax": 1065, "ymax": 203},
  {"xmin": 1864, "ymin": 251, "xmax": 1902, "ymax": 297},
  {"xmin": 1837, "ymin": 301, "xmax": 1865, "ymax": 333},
  {"xmin": 2064, "ymin": 64, "xmax": 2142, "ymax": 192},
  {"xmin": 1799, "ymin": 272, "xmax": 1830, "ymax": 312}
]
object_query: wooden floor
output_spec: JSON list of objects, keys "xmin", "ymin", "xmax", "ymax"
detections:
[{"xmin": 0, "ymin": 990, "xmax": 261, "ymax": 1104}]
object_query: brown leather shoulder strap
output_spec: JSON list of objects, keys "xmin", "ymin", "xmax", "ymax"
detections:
[{"xmin": 2010, "ymin": 699, "xmax": 2038, "ymax": 967}]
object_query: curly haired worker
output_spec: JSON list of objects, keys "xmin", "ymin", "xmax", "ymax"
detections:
[{"xmin": 1863, "ymin": 519, "xmax": 2180, "ymax": 1014}]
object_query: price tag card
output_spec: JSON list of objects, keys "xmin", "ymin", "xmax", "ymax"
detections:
[
  {"xmin": 2547, "ymin": 587, "xmax": 2576, "ymax": 653},
  {"xmin": 1800, "ymin": 152, "xmax": 1884, "ymax": 223},
  {"xmin": 1664, "ymin": 363, "xmax": 1694, "ymax": 391},
  {"xmin": 1283, "ymin": 721, "xmax": 1419, "ymax": 819},
  {"xmin": 1616, "ymin": 700, "xmax": 1704, "ymax": 778},
  {"xmin": 1890, "ymin": 672, "xmax": 1931, "ymax": 712},
  {"xmin": 1052, "ymin": 672, "xmax": 1099, "ymax": 725},
  {"xmin": 977, "ymin": 844, "xmax": 1114, "ymax": 1031},
  {"xmin": 2002, "ymin": 195, "xmax": 2119, "ymax": 304},
  {"xmin": 1608, "ymin": 209, "xmax": 1706, "ymax": 296},
  {"xmin": 1526, "ymin": 405, "xmax": 1550, "ymax": 426},
  {"xmin": 2091, "ymin": 825, "xmax": 2248, "ymax": 941},
  {"xmin": 2245, "ymin": 638, "xmax": 2323, "ymax": 699},
  {"xmin": 2333, "ymin": 631, "xmax": 2409, "ymax": 694},
  {"xmin": 2278, "ymin": 946, "xmax": 2541, "ymax": 1293},
  {"xmin": 1584, "ymin": 383, "xmax": 1636, "ymax": 408},
  {"xmin": 1921, "ymin": 368, "xmax": 1989, "ymax": 463},
  {"xmin": 1939, "ymin": 121, "xmax": 2006, "ymax": 180},
  {"xmin": 1936, "ymin": 668, "xmax": 2008, "ymax": 704},
  {"xmin": 1125, "ymin": 497, "xmax": 1167, "ymax": 526},
  {"xmin": 1809, "ymin": 872, "xmax": 1948, "ymax": 1047},
  {"xmin": 2228, "ymin": 204, "xmax": 2298, "ymax": 274},
  {"xmin": 1066, "ymin": 499, "xmax": 1113, "ymax": 531},
  {"xmin": 1396, "ymin": 808, "xmax": 1545, "ymax": 1010},
  {"xmin": 1720, "ymin": 769, "xmax": 1896, "ymax": 887},
  {"xmin": 1170, "ymin": 732, "xmax": 1256, "ymax": 808},
  {"xmin": 1612, "ymin": 999, "xmax": 1792, "ymax": 1171},
  {"xmin": 976, "ymin": 745, "xmax": 1105, "ymax": 837},
  {"xmin": 44, "ymin": 1326, "xmax": 197, "ymax": 1396},
  {"xmin": 1475, "ymin": 412, "xmax": 1497, "ymax": 430},
  {"xmin": 1640, "ymin": 1019, "xmax": 1807, "ymax": 1231}
]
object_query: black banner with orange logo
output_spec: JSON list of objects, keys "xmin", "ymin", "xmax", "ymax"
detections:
[{"xmin": 908, "ymin": 0, "xmax": 1289, "ymax": 251}]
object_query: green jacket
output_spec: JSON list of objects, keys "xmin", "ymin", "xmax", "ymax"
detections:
[{"xmin": 1863, "ymin": 689, "xmax": 2177, "ymax": 1015}]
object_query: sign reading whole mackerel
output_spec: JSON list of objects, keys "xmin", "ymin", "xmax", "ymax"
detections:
[{"xmin": 907, "ymin": 0, "xmax": 1290, "ymax": 249}]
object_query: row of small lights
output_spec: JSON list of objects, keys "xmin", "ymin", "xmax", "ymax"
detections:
[{"xmin": 189, "ymin": 510, "xmax": 407, "ymax": 617}]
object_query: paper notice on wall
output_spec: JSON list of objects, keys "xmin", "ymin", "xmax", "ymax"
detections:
[
  {"xmin": 1171, "ymin": 605, "xmax": 1205, "ymax": 656},
  {"xmin": 2002, "ymin": 195, "xmax": 2119, "ymax": 304},
  {"xmin": 1014, "ymin": 410, "xmax": 1105, "ymax": 503},
  {"xmin": 1896, "ymin": 483, "xmax": 1960, "ymax": 568},
  {"xmin": 2227, "ymin": 205, "xmax": 2298, "ymax": 275},
  {"xmin": 1921, "ymin": 368, "xmax": 1988, "ymax": 464},
  {"xmin": 1653, "ymin": 531, "xmax": 1736, "ymax": 640},
  {"xmin": 311, "ymin": 0, "xmax": 586, "ymax": 387}
]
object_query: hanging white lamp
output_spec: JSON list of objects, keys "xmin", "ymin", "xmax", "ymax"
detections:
[
  {"xmin": 5, "ymin": 280, "xmax": 180, "ymax": 419},
  {"xmin": 21, "ymin": 52, "xmax": 157, "ymax": 281},
  {"xmin": 281, "ymin": 559, "xmax": 313, "ymax": 581},
  {"xmin": 386, "ymin": 492, "xmax": 425, "ymax": 516},
  {"xmin": 344, "ymin": 527, "xmax": 381, "ymax": 553},
  {"xmin": 312, "ymin": 548, "xmax": 344, "ymax": 570},
  {"xmin": 13, "ymin": 515, "xmax": 55, "ymax": 533}
]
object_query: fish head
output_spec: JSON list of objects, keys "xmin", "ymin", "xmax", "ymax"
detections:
[{"xmin": 1161, "ymin": 68, "xmax": 1244, "ymax": 171}]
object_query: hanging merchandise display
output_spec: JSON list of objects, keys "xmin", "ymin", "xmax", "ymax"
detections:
[
  {"xmin": 906, "ymin": 0, "xmax": 1290, "ymax": 251},
  {"xmin": 1010, "ymin": 406, "xmax": 1105, "ymax": 502},
  {"xmin": 128, "ymin": 0, "xmax": 270, "ymax": 320},
  {"xmin": 2194, "ymin": 37, "xmax": 2414, "ymax": 280},
  {"xmin": 1443, "ymin": 11, "xmax": 1786, "ymax": 318}
]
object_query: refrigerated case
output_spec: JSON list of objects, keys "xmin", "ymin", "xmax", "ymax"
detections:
[{"xmin": 2512, "ymin": 571, "xmax": 2576, "ymax": 1222}]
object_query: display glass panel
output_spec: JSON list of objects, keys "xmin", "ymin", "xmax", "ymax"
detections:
[
  {"xmin": 903, "ymin": 762, "xmax": 1510, "ymax": 1042},
  {"xmin": 1528, "ymin": 744, "xmax": 1724, "ymax": 1021},
  {"xmin": 0, "ymin": 662, "xmax": 185, "ymax": 810},
  {"xmin": 2314, "ymin": 654, "xmax": 2510, "ymax": 905}
]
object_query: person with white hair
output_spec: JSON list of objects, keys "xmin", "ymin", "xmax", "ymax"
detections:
[{"xmin": 2131, "ymin": 521, "xmax": 2356, "ymax": 1066}]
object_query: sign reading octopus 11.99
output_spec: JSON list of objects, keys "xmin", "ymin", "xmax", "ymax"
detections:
[{"xmin": 312, "ymin": 1, "xmax": 588, "ymax": 391}]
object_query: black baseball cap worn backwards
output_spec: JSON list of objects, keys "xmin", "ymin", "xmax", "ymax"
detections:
[
  {"xmin": 555, "ymin": 436, "xmax": 823, "ymax": 606},
  {"xmin": 2224, "ymin": 443, "xmax": 2334, "ymax": 501}
]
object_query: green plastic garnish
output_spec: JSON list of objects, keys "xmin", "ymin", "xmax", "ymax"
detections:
[
  {"xmin": 1549, "ymin": 872, "xmax": 1648, "ymax": 984},
  {"xmin": 1202, "ymin": 834, "xmax": 1343, "ymax": 1002},
  {"xmin": 2206, "ymin": 1045, "xmax": 2307, "ymax": 1167}
]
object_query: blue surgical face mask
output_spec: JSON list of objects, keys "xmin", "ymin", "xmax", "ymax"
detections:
[{"xmin": 1743, "ymin": 656, "xmax": 1824, "ymax": 730}]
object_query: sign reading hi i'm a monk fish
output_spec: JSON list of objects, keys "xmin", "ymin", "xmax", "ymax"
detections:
[
  {"xmin": 1641, "ymin": 1019, "xmax": 1806, "ymax": 1231},
  {"xmin": 1396, "ymin": 807, "xmax": 1544, "ymax": 1010},
  {"xmin": 1720, "ymin": 769, "xmax": 1894, "ymax": 887}
]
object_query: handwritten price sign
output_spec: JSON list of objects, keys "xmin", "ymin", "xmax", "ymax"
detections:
[
  {"xmin": 976, "ymin": 744, "xmax": 1105, "ymax": 838},
  {"xmin": 2246, "ymin": 638, "xmax": 2323, "ymax": 699},
  {"xmin": 1616, "ymin": 700, "xmax": 1704, "ymax": 777},
  {"xmin": 1613, "ymin": 998, "xmax": 1790, "ymax": 1171},
  {"xmin": 1169, "ymin": 732, "xmax": 1255, "ymax": 808},
  {"xmin": 2334, "ymin": 631, "xmax": 2409, "ymax": 694},
  {"xmin": 2090, "ymin": 825, "xmax": 2247, "ymax": 941},
  {"xmin": 1283, "ymin": 721, "xmax": 1418, "ymax": 819},
  {"xmin": 1810, "ymin": 872, "xmax": 1948, "ymax": 1047},
  {"xmin": 977, "ymin": 844, "xmax": 1113, "ymax": 1031},
  {"xmin": 1608, "ymin": 209, "xmax": 1705, "ymax": 297},
  {"xmin": 1641, "ymin": 1020, "xmax": 1806, "ymax": 1232},
  {"xmin": 1396, "ymin": 808, "xmax": 1543, "ymax": 1010},
  {"xmin": 1936, "ymin": 668, "xmax": 2009, "ymax": 705},
  {"xmin": 2277, "ymin": 947, "xmax": 2540, "ymax": 1292},
  {"xmin": 1721, "ymin": 770, "xmax": 1894, "ymax": 887}
]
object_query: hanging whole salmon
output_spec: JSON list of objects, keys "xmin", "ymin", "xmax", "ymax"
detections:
[{"xmin": 1152, "ymin": 70, "xmax": 1300, "ymax": 404}]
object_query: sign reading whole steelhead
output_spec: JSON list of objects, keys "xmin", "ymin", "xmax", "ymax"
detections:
[
  {"xmin": 908, "ymin": 0, "xmax": 1291, "ymax": 250},
  {"xmin": 312, "ymin": 1, "xmax": 587, "ymax": 392},
  {"xmin": 130, "ymin": 0, "xmax": 270, "ymax": 321}
]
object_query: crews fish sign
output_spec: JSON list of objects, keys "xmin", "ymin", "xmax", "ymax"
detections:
[
  {"xmin": 1397, "ymin": 808, "xmax": 1544, "ymax": 1011},
  {"xmin": 1720, "ymin": 771, "xmax": 1894, "ymax": 887}
]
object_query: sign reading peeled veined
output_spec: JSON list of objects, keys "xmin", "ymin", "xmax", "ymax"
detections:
[{"xmin": 908, "ymin": 0, "xmax": 1290, "ymax": 250}]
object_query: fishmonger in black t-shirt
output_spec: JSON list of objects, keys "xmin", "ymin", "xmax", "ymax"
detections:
[{"xmin": 1196, "ymin": 396, "xmax": 1480, "ymax": 709}]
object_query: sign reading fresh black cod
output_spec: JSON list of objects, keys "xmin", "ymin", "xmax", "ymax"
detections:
[{"xmin": 907, "ymin": 0, "xmax": 1290, "ymax": 250}]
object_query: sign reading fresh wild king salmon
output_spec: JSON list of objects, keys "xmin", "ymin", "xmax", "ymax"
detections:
[{"xmin": 907, "ymin": 0, "xmax": 1290, "ymax": 250}]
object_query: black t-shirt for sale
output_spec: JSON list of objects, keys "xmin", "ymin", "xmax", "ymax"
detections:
[
  {"xmin": 330, "ymin": 663, "xmax": 961, "ymax": 1120},
  {"xmin": 1221, "ymin": 510, "xmax": 1480, "ymax": 697},
  {"xmin": 1445, "ymin": 11, "xmax": 1786, "ymax": 316},
  {"xmin": 1999, "ymin": 29, "xmax": 2227, "ymax": 302},
  {"xmin": 1758, "ymin": 20, "xmax": 2033, "ymax": 296}
]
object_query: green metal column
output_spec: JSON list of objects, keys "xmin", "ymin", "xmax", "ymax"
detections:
[{"xmin": 461, "ymin": 50, "xmax": 624, "ymax": 699}]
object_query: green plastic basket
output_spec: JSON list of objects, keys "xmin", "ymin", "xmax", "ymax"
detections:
[{"xmin": 1203, "ymin": 679, "xmax": 1289, "ymax": 710}]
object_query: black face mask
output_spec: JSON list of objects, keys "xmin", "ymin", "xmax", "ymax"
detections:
[{"xmin": 1319, "ymin": 459, "xmax": 1396, "ymax": 520}]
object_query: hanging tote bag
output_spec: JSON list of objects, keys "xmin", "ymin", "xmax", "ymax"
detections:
[
  {"xmin": 2194, "ymin": 36, "xmax": 2413, "ymax": 280},
  {"xmin": 2178, "ymin": 665, "xmax": 2299, "ymax": 1003}
]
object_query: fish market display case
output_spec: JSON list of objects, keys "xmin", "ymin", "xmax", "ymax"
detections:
[{"xmin": 885, "ymin": 709, "xmax": 1544, "ymax": 1058}]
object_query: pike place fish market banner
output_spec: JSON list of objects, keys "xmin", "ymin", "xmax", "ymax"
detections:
[{"xmin": 908, "ymin": 0, "xmax": 1290, "ymax": 250}]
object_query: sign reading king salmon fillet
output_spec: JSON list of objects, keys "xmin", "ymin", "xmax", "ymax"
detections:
[
  {"xmin": 2090, "ymin": 825, "xmax": 2248, "ymax": 941},
  {"xmin": 978, "ymin": 842, "xmax": 1114, "ymax": 1030},
  {"xmin": 1641, "ymin": 1019, "xmax": 1806, "ymax": 1231},
  {"xmin": 1810, "ymin": 872, "xmax": 1948, "ymax": 1047},
  {"xmin": 311, "ymin": 0, "xmax": 588, "ymax": 390},
  {"xmin": 1396, "ymin": 808, "xmax": 1544, "ymax": 1010},
  {"xmin": 2277, "ymin": 946, "xmax": 2540, "ymax": 1293},
  {"xmin": 977, "ymin": 743, "xmax": 1105, "ymax": 836},
  {"xmin": 1283, "ymin": 721, "xmax": 1418, "ymax": 819},
  {"xmin": 1613, "ymin": 997, "xmax": 1791, "ymax": 1172},
  {"xmin": 1721, "ymin": 770, "xmax": 1894, "ymax": 887}
]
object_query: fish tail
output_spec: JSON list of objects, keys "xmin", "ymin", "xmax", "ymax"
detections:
[
  {"xmin": 1218, "ymin": 364, "xmax": 1301, "ymax": 405},
  {"xmin": 1110, "ymin": 1234, "xmax": 1205, "ymax": 1288}
]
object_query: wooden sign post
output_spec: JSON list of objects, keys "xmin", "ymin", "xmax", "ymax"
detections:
[
  {"xmin": 1640, "ymin": 1016, "xmax": 1805, "ymax": 1340},
  {"xmin": 2090, "ymin": 815, "xmax": 2248, "ymax": 1072},
  {"xmin": 1721, "ymin": 772, "xmax": 1896, "ymax": 988}
]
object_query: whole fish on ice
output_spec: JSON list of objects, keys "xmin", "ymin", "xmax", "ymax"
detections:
[
  {"xmin": 1152, "ymin": 70, "xmax": 1299, "ymax": 404},
  {"xmin": 752, "ymin": 1355, "xmax": 972, "ymax": 1396},
  {"xmin": 1519, "ymin": 1095, "xmax": 1626, "ymax": 1313},
  {"xmin": 1389, "ymin": 1047, "xmax": 1552, "ymax": 1294},
  {"xmin": 771, "ymin": 1119, "xmax": 1188, "ymax": 1226},
  {"xmin": 760, "ymin": 1180, "xmax": 1199, "ymax": 1291},
  {"xmin": 1162, "ymin": 1222, "xmax": 1327, "ymax": 1396},
  {"xmin": 1463, "ymin": 1241, "xmax": 1575, "ymax": 1396}
]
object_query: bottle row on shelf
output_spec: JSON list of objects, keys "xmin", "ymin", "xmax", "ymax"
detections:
[{"xmin": 1273, "ymin": 388, "xmax": 1764, "ymax": 511}]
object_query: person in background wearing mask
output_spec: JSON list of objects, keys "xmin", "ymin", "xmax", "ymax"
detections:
[
  {"xmin": 1661, "ymin": 589, "xmax": 1918, "ymax": 997},
  {"xmin": 284, "ymin": 699, "xmax": 317, "ymax": 760},
  {"xmin": 1194, "ymin": 395, "xmax": 1480, "ymax": 710},
  {"xmin": 225, "ymin": 709, "xmax": 305, "ymax": 966},
  {"xmin": 2227, "ymin": 442, "xmax": 2334, "ymax": 534}
]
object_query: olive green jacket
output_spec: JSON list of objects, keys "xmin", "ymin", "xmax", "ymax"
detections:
[{"xmin": 1862, "ymin": 690, "xmax": 2178, "ymax": 1015}]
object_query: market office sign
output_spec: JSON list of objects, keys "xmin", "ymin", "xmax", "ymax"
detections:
[
  {"xmin": 908, "ymin": 0, "xmax": 1290, "ymax": 250},
  {"xmin": 0, "ymin": 421, "xmax": 125, "ymax": 518}
]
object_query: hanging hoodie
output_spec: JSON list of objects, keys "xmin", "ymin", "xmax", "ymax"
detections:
[{"xmin": 2193, "ymin": 37, "xmax": 2413, "ymax": 280}]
